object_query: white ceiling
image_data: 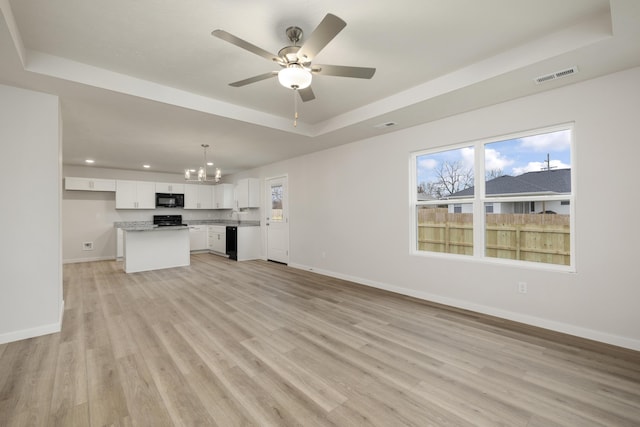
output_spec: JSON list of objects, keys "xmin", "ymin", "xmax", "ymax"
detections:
[{"xmin": 1, "ymin": 0, "xmax": 639, "ymax": 176}]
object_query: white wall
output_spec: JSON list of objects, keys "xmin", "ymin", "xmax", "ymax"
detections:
[
  {"xmin": 253, "ymin": 66, "xmax": 640, "ymax": 350},
  {"xmin": 0, "ymin": 84, "xmax": 62, "ymax": 344}
]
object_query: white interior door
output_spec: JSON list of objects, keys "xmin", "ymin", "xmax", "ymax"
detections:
[{"xmin": 266, "ymin": 176, "xmax": 289, "ymax": 264}]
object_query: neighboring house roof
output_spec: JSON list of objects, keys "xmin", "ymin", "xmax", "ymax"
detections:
[
  {"xmin": 417, "ymin": 192, "xmax": 436, "ymax": 201},
  {"xmin": 448, "ymin": 168, "xmax": 571, "ymax": 198}
]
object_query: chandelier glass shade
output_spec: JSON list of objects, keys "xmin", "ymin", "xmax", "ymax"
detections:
[
  {"xmin": 278, "ymin": 64, "xmax": 312, "ymax": 90},
  {"xmin": 184, "ymin": 144, "xmax": 221, "ymax": 183}
]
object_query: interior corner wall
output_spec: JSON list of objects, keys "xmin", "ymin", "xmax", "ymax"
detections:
[
  {"xmin": 0, "ymin": 83, "xmax": 62, "ymax": 344},
  {"xmin": 256, "ymin": 66, "xmax": 640, "ymax": 350}
]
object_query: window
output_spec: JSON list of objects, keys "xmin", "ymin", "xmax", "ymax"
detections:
[
  {"xmin": 415, "ymin": 146, "xmax": 474, "ymax": 256},
  {"xmin": 412, "ymin": 125, "xmax": 573, "ymax": 269},
  {"xmin": 270, "ymin": 184, "xmax": 283, "ymax": 222}
]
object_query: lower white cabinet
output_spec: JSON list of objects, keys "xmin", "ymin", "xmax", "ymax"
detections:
[
  {"xmin": 237, "ymin": 226, "xmax": 261, "ymax": 261},
  {"xmin": 117, "ymin": 228, "xmax": 124, "ymax": 259},
  {"xmin": 188, "ymin": 225, "xmax": 208, "ymax": 251},
  {"xmin": 208, "ymin": 225, "xmax": 226, "ymax": 254}
]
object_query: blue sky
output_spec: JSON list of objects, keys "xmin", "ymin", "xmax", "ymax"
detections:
[{"xmin": 417, "ymin": 129, "xmax": 571, "ymax": 185}]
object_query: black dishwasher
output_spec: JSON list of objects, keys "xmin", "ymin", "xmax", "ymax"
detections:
[{"xmin": 226, "ymin": 226, "xmax": 237, "ymax": 260}]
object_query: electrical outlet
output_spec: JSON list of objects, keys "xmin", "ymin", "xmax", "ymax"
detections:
[
  {"xmin": 518, "ymin": 281, "xmax": 527, "ymax": 294},
  {"xmin": 82, "ymin": 241, "xmax": 94, "ymax": 251}
]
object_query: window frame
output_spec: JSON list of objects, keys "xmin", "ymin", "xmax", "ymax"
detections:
[{"xmin": 410, "ymin": 123, "xmax": 575, "ymax": 272}]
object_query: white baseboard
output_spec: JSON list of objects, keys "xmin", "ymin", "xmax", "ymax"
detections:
[
  {"xmin": 288, "ymin": 263, "xmax": 640, "ymax": 351},
  {"xmin": 0, "ymin": 300, "xmax": 64, "ymax": 345},
  {"xmin": 63, "ymin": 255, "xmax": 115, "ymax": 264}
]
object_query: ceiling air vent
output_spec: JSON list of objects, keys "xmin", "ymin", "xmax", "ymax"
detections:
[
  {"xmin": 374, "ymin": 121, "xmax": 397, "ymax": 129},
  {"xmin": 534, "ymin": 66, "xmax": 579, "ymax": 85}
]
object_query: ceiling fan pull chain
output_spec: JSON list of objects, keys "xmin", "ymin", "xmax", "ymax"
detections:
[{"xmin": 293, "ymin": 89, "xmax": 299, "ymax": 127}]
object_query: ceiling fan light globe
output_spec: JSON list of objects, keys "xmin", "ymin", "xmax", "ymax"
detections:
[{"xmin": 278, "ymin": 66, "xmax": 312, "ymax": 90}]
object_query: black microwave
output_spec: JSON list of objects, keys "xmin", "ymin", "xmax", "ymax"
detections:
[{"xmin": 156, "ymin": 193, "xmax": 184, "ymax": 208}]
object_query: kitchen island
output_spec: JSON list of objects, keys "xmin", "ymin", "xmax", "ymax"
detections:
[{"xmin": 122, "ymin": 225, "xmax": 190, "ymax": 273}]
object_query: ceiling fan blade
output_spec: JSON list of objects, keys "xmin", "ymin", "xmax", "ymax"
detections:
[
  {"xmin": 298, "ymin": 87, "xmax": 315, "ymax": 102},
  {"xmin": 311, "ymin": 64, "xmax": 376, "ymax": 79},
  {"xmin": 296, "ymin": 14, "xmax": 346, "ymax": 62},
  {"xmin": 212, "ymin": 29, "xmax": 280, "ymax": 63},
  {"xmin": 229, "ymin": 71, "xmax": 278, "ymax": 87}
]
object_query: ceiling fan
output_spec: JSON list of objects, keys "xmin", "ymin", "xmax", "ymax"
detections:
[{"xmin": 211, "ymin": 13, "xmax": 376, "ymax": 102}]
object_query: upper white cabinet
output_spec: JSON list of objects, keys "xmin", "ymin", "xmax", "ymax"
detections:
[
  {"xmin": 235, "ymin": 178, "xmax": 260, "ymax": 209},
  {"xmin": 213, "ymin": 183, "xmax": 234, "ymax": 209},
  {"xmin": 184, "ymin": 184, "xmax": 214, "ymax": 209},
  {"xmin": 155, "ymin": 182, "xmax": 185, "ymax": 194},
  {"xmin": 65, "ymin": 177, "xmax": 116, "ymax": 192},
  {"xmin": 116, "ymin": 180, "xmax": 156, "ymax": 209}
]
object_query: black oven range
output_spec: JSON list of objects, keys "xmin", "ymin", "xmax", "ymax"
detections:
[{"xmin": 153, "ymin": 215, "xmax": 187, "ymax": 227}]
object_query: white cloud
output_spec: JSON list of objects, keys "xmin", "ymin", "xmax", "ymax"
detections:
[
  {"xmin": 513, "ymin": 159, "xmax": 570, "ymax": 175},
  {"xmin": 418, "ymin": 158, "xmax": 438, "ymax": 170},
  {"xmin": 485, "ymin": 148, "xmax": 514, "ymax": 171},
  {"xmin": 519, "ymin": 129, "xmax": 571, "ymax": 152},
  {"xmin": 461, "ymin": 147, "xmax": 475, "ymax": 169}
]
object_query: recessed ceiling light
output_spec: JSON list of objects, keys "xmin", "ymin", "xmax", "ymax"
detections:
[
  {"xmin": 85, "ymin": 159, "xmax": 95, "ymax": 164},
  {"xmin": 207, "ymin": 162, "xmax": 213, "ymax": 166},
  {"xmin": 143, "ymin": 164, "xmax": 151, "ymax": 169}
]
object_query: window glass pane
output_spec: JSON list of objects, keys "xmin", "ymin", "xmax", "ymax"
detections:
[
  {"xmin": 417, "ymin": 204, "xmax": 473, "ymax": 256},
  {"xmin": 271, "ymin": 184, "xmax": 283, "ymax": 222},
  {"xmin": 412, "ymin": 126, "xmax": 573, "ymax": 269},
  {"xmin": 484, "ymin": 129, "xmax": 571, "ymax": 197},
  {"xmin": 485, "ymin": 200, "xmax": 571, "ymax": 266},
  {"xmin": 416, "ymin": 146, "xmax": 475, "ymax": 200}
]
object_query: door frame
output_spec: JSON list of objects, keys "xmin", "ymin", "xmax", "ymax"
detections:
[{"xmin": 265, "ymin": 174, "xmax": 289, "ymax": 264}]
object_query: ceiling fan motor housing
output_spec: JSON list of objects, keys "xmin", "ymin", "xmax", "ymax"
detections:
[
  {"xmin": 285, "ymin": 26, "xmax": 303, "ymax": 44},
  {"xmin": 278, "ymin": 45, "xmax": 309, "ymax": 66}
]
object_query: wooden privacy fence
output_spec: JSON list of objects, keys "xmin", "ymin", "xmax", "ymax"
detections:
[{"xmin": 417, "ymin": 208, "xmax": 570, "ymax": 265}]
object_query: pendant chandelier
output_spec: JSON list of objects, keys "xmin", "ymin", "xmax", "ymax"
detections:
[{"xmin": 184, "ymin": 144, "xmax": 222, "ymax": 183}]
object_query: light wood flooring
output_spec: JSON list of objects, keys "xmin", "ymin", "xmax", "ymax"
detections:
[{"xmin": 1, "ymin": 254, "xmax": 640, "ymax": 426}]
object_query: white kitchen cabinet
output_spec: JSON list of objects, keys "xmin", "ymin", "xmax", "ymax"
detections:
[
  {"xmin": 213, "ymin": 183, "xmax": 234, "ymax": 209},
  {"xmin": 65, "ymin": 177, "xmax": 116, "ymax": 192},
  {"xmin": 235, "ymin": 178, "xmax": 260, "ymax": 209},
  {"xmin": 237, "ymin": 226, "xmax": 261, "ymax": 261},
  {"xmin": 208, "ymin": 225, "xmax": 226, "ymax": 254},
  {"xmin": 116, "ymin": 180, "xmax": 156, "ymax": 209},
  {"xmin": 116, "ymin": 227, "xmax": 124, "ymax": 259},
  {"xmin": 189, "ymin": 225, "xmax": 209, "ymax": 251},
  {"xmin": 155, "ymin": 182, "xmax": 185, "ymax": 194},
  {"xmin": 184, "ymin": 184, "xmax": 214, "ymax": 209}
]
